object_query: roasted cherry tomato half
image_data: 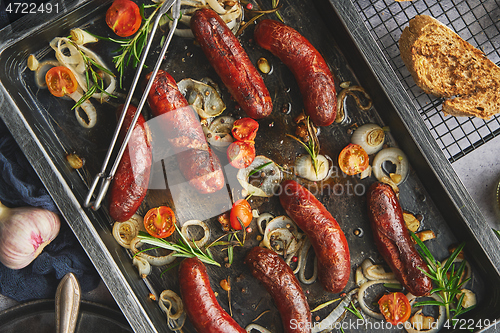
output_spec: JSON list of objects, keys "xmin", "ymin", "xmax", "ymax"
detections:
[
  {"xmin": 232, "ymin": 117, "xmax": 259, "ymax": 141},
  {"xmin": 230, "ymin": 199, "xmax": 252, "ymax": 230},
  {"xmin": 144, "ymin": 206, "xmax": 176, "ymax": 238},
  {"xmin": 378, "ymin": 292, "xmax": 411, "ymax": 326},
  {"xmin": 338, "ymin": 143, "xmax": 369, "ymax": 175},
  {"xmin": 45, "ymin": 66, "xmax": 78, "ymax": 97},
  {"xmin": 227, "ymin": 140, "xmax": 256, "ymax": 169},
  {"xmin": 106, "ymin": 0, "xmax": 142, "ymax": 37}
]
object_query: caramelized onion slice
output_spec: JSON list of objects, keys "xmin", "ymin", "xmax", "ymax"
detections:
[
  {"xmin": 177, "ymin": 78, "xmax": 225, "ymax": 119},
  {"xmin": 159, "ymin": 290, "xmax": 186, "ymax": 332},
  {"xmin": 237, "ymin": 156, "xmax": 282, "ymax": 197}
]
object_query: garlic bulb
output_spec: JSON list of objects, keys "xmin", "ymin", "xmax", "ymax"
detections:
[
  {"xmin": 0, "ymin": 202, "xmax": 60, "ymax": 269},
  {"xmin": 351, "ymin": 123, "xmax": 385, "ymax": 155}
]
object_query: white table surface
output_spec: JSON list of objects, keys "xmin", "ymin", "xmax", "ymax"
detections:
[{"xmin": 452, "ymin": 135, "xmax": 500, "ymax": 229}]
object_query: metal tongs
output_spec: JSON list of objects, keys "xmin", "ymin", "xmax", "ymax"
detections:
[{"xmin": 84, "ymin": 0, "xmax": 181, "ymax": 210}]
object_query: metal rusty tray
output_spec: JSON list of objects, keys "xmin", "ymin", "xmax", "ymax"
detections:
[{"xmin": 1, "ymin": 0, "xmax": 500, "ymax": 332}]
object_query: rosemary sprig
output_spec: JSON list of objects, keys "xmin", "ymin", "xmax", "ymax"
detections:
[
  {"xmin": 87, "ymin": 3, "xmax": 162, "ymax": 88},
  {"xmin": 236, "ymin": 0, "xmax": 283, "ymax": 36},
  {"xmin": 345, "ymin": 300, "xmax": 364, "ymax": 320},
  {"xmin": 72, "ymin": 46, "xmax": 116, "ymax": 109},
  {"xmin": 341, "ymin": 301, "xmax": 364, "ymax": 332},
  {"xmin": 271, "ymin": 0, "xmax": 284, "ymax": 21},
  {"xmin": 137, "ymin": 225, "xmax": 220, "ymax": 267},
  {"xmin": 410, "ymin": 233, "xmax": 474, "ymax": 323},
  {"xmin": 287, "ymin": 116, "xmax": 322, "ymax": 176}
]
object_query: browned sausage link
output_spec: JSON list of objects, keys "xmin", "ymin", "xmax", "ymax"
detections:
[
  {"xmin": 178, "ymin": 257, "xmax": 246, "ymax": 333},
  {"xmin": 367, "ymin": 182, "xmax": 433, "ymax": 296},
  {"xmin": 190, "ymin": 8, "xmax": 273, "ymax": 119},
  {"xmin": 108, "ymin": 105, "xmax": 152, "ymax": 222},
  {"xmin": 254, "ymin": 19, "xmax": 336, "ymax": 127},
  {"xmin": 244, "ymin": 246, "xmax": 311, "ymax": 333},
  {"xmin": 279, "ymin": 180, "xmax": 350, "ymax": 293},
  {"xmin": 146, "ymin": 70, "xmax": 224, "ymax": 194}
]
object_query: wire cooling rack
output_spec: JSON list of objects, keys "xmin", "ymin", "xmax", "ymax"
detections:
[{"xmin": 351, "ymin": 0, "xmax": 500, "ymax": 162}]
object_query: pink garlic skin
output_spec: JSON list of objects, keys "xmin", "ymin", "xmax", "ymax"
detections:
[{"xmin": 0, "ymin": 205, "xmax": 60, "ymax": 270}]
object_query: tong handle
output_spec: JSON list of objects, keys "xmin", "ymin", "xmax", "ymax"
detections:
[{"xmin": 84, "ymin": 0, "xmax": 181, "ymax": 210}]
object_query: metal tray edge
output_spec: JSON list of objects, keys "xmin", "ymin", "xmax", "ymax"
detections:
[{"xmin": 0, "ymin": 86, "xmax": 160, "ymax": 333}]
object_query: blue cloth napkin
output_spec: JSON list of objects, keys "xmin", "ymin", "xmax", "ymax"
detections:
[{"xmin": 0, "ymin": 119, "xmax": 100, "ymax": 302}]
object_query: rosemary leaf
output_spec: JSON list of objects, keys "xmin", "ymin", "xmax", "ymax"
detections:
[
  {"xmin": 443, "ymin": 243, "xmax": 465, "ymax": 272},
  {"xmin": 310, "ymin": 298, "xmax": 341, "ymax": 312},
  {"xmin": 413, "ymin": 300, "xmax": 446, "ymax": 307},
  {"xmin": 248, "ymin": 161, "xmax": 272, "ymax": 176},
  {"xmin": 345, "ymin": 301, "xmax": 364, "ymax": 320},
  {"xmin": 228, "ymin": 245, "xmax": 234, "ymax": 265}
]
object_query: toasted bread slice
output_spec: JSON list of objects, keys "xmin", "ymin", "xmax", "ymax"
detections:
[{"xmin": 399, "ymin": 15, "xmax": 500, "ymax": 119}]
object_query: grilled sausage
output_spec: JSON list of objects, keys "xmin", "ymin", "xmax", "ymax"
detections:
[
  {"xmin": 367, "ymin": 182, "xmax": 432, "ymax": 296},
  {"xmin": 279, "ymin": 180, "xmax": 350, "ymax": 293},
  {"xmin": 146, "ymin": 70, "xmax": 224, "ymax": 194},
  {"xmin": 109, "ymin": 105, "xmax": 152, "ymax": 222},
  {"xmin": 245, "ymin": 246, "xmax": 311, "ymax": 333},
  {"xmin": 190, "ymin": 8, "xmax": 273, "ymax": 119},
  {"xmin": 178, "ymin": 257, "xmax": 246, "ymax": 333},
  {"xmin": 254, "ymin": 19, "xmax": 337, "ymax": 127}
]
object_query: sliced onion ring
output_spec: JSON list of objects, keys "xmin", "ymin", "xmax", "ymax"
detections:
[
  {"xmin": 237, "ymin": 156, "xmax": 282, "ymax": 197},
  {"xmin": 50, "ymin": 37, "xmax": 116, "ymax": 102},
  {"xmin": 246, "ymin": 324, "xmax": 273, "ymax": 333},
  {"xmin": 203, "ymin": 115, "xmax": 235, "ymax": 150},
  {"xmin": 171, "ymin": 0, "xmax": 243, "ymax": 37},
  {"xmin": 257, "ymin": 213, "xmax": 274, "ymax": 235},
  {"xmin": 358, "ymin": 279, "xmax": 400, "ymax": 320},
  {"xmin": 112, "ymin": 214, "xmax": 144, "ymax": 249},
  {"xmin": 129, "ymin": 237, "xmax": 176, "ymax": 266},
  {"xmin": 296, "ymin": 237, "xmax": 318, "ymax": 284},
  {"xmin": 405, "ymin": 293, "xmax": 446, "ymax": 333},
  {"xmin": 180, "ymin": 219, "xmax": 210, "ymax": 248},
  {"xmin": 132, "ymin": 256, "xmax": 151, "ymax": 278},
  {"xmin": 361, "ymin": 258, "xmax": 395, "ymax": 280},
  {"xmin": 372, "ymin": 147, "xmax": 409, "ymax": 185},
  {"xmin": 260, "ymin": 216, "xmax": 302, "ymax": 256},
  {"xmin": 68, "ymin": 89, "xmax": 97, "ymax": 128},
  {"xmin": 159, "ymin": 290, "xmax": 186, "ymax": 332},
  {"xmin": 335, "ymin": 85, "xmax": 372, "ymax": 124},
  {"xmin": 177, "ymin": 78, "xmax": 225, "ymax": 119}
]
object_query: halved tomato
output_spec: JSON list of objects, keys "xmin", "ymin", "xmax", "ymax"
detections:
[
  {"xmin": 227, "ymin": 140, "xmax": 256, "ymax": 169},
  {"xmin": 144, "ymin": 206, "xmax": 176, "ymax": 239},
  {"xmin": 45, "ymin": 66, "xmax": 78, "ymax": 97},
  {"xmin": 106, "ymin": 0, "xmax": 142, "ymax": 37},
  {"xmin": 378, "ymin": 292, "xmax": 412, "ymax": 326},
  {"xmin": 230, "ymin": 199, "xmax": 252, "ymax": 230},
  {"xmin": 338, "ymin": 143, "xmax": 369, "ymax": 176},
  {"xmin": 232, "ymin": 117, "xmax": 259, "ymax": 141}
]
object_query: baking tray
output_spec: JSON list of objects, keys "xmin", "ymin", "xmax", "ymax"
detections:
[{"xmin": 0, "ymin": 0, "xmax": 500, "ymax": 332}]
